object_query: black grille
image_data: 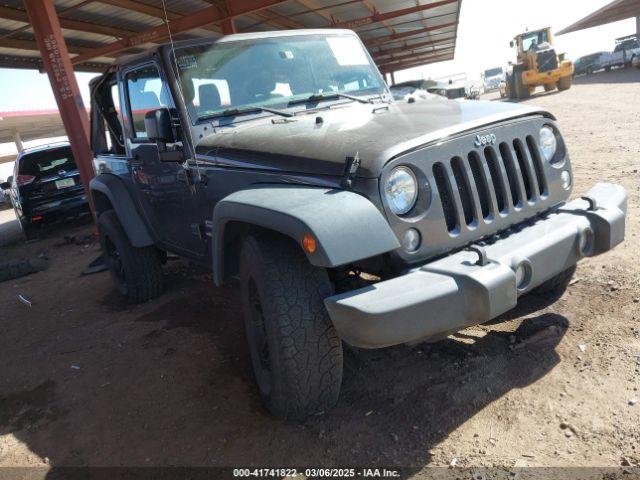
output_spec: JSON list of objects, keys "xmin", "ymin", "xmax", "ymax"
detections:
[
  {"xmin": 433, "ymin": 138, "xmax": 548, "ymax": 234},
  {"xmin": 537, "ymin": 50, "xmax": 558, "ymax": 73}
]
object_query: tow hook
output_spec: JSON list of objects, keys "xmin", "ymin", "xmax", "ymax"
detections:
[
  {"xmin": 466, "ymin": 245, "xmax": 490, "ymax": 266},
  {"xmin": 580, "ymin": 195, "xmax": 599, "ymax": 211}
]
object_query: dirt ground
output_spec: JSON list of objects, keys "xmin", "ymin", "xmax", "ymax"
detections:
[{"xmin": 0, "ymin": 68, "xmax": 638, "ymax": 477}]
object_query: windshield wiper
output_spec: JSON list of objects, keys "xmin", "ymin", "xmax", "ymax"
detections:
[
  {"xmin": 201, "ymin": 105, "xmax": 293, "ymax": 120},
  {"xmin": 288, "ymin": 92, "xmax": 374, "ymax": 107}
]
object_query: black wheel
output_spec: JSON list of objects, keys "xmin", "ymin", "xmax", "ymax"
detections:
[
  {"xmin": 98, "ymin": 210, "xmax": 163, "ymax": 303},
  {"xmin": 239, "ymin": 233, "xmax": 343, "ymax": 420},
  {"xmin": 557, "ymin": 75, "xmax": 572, "ymax": 91},
  {"xmin": 514, "ymin": 71, "xmax": 530, "ymax": 99},
  {"xmin": 604, "ymin": 66, "xmax": 611, "ymax": 72},
  {"xmin": 507, "ymin": 73, "xmax": 516, "ymax": 100},
  {"xmin": 20, "ymin": 220, "xmax": 38, "ymax": 241},
  {"xmin": 533, "ymin": 265, "xmax": 576, "ymax": 298},
  {"xmin": 544, "ymin": 83, "xmax": 556, "ymax": 92}
]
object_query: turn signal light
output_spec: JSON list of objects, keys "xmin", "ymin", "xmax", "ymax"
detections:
[{"xmin": 302, "ymin": 234, "xmax": 317, "ymax": 254}]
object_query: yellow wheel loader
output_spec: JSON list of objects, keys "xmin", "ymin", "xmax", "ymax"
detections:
[{"xmin": 506, "ymin": 28, "xmax": 573, "ymax": 100}]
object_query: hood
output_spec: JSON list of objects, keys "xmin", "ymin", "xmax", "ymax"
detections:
[{"xmin": 195, "ymin": 99, "xmax": 551, "ymax": 178}]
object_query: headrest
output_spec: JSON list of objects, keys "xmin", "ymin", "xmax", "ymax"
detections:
[
  {"xmin": 135, "ymin": 91, "xmax": 160, "ymax": 109},
  {"xmin": 199, "ymin": 83, "xmax": 222, "ymax": 112}
]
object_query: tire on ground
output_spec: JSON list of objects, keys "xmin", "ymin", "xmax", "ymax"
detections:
[
  {"xmin": 514, "ymin": 71, "xmax": 530, "ymax": 99},
  {"xmin": 21, "ymin": 221, "xmax": 38, "ymax": 241},
  {"xmin": 532, "ymin": 265, "xmax": 577, "ymax": 298},
  {"xmin": 557, "ymin": 75, "xmax": 572, "ymax": 91},
  {"xmin": 98, "ymin": 210, "xmax": 163, "ymax": 303},
  {"xmin": 544, "ymin": 83, "xmax": 556, "ymax": 92},
  {"xmin": 239, "ymin": 233, "xmax": 343, "ymax": 420}
]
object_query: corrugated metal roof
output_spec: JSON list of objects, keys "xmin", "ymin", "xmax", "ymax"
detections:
[
  {"xmin": 557, "ymin": 0, "xmax": 640, "ymax": 35},
  {"xmin": 0, "ymin": 0, "xmax": 462, "ymax": 73}
]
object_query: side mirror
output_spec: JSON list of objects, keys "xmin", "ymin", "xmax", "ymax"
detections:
[
  {"xmin": 0, "ymin": 182, "xmax": 10, "ymax": 190},
  {"xmin": 144, "ymin": 108, "xmax": 176, "ymax": 144},
  {"xmin": 407, "ymin": 97, "xmax": 416, "ymax": 104}
]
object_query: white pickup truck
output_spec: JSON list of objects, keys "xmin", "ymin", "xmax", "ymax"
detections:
[{"xmin": 599, "ymin": 36, "xmax": 640, "ymax": 70}]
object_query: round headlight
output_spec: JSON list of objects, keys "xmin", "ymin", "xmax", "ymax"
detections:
[
  {"xmin": 539, "ymin": 126, "xmax": 558, "ymax": 162},
  {"xmin": 385, "ymin": 167, "xmax": 418, "ymax": 215}
]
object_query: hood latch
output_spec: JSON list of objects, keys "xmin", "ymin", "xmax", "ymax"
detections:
[{"xmin": 341, "ymin": 152, "xmax": 360, "ymax": 189}]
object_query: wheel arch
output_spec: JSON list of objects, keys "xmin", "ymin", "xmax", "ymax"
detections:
[
  {"xmin": 90, "ymin": 174, "xmax": 155, "ymax": 248},
  {"xmin": 211, "ymin": 186, "xmax": 400, "ymax": 286}
]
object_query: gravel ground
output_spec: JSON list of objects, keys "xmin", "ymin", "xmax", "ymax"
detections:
[{"xmin": 0, "ymin": 68, "xmax": 638, "ymax": 477}]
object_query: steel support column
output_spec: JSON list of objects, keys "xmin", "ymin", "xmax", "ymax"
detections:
[
  {"xmin": 222, "ymin": 19, "xmax": 237, "ymax": 34},
  {"xmin": 13, "ymin": 130, "xmax": 24, "ymax": 153},
  {"xmin": 24, "ymin": 0, "xmax": 94, "ymax": 212},
  {"xmin": 221, "ymin": 1, "xmax": 237, "ymax": 34}
]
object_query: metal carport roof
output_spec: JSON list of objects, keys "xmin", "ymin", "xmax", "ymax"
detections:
[
  {"xmin": 557, "ymin": 0, "xmax": 640, "ymax": 35},
  {"xmin": 0, "ymin": 0, "xmax": 462, "ymax": 74}
]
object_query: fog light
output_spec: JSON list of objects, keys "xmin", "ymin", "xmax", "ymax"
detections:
[
  {"xmin": 401, "ymin": 228, "xmax": 421, "ymax": 253},
  {"xmin": 561, "ymin": 170, "xmax": 572, "ymax": 190},
  {"xmin": 514, "ymin": 261, "xmax": 532, "ymax": 291}
]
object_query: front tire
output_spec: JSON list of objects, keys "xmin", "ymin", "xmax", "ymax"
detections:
[
  {"xmin": 557, "ymin": 75, "xmax": 572, "ymax": 91},
  {"xmin": 239, "ymin": 233, "xmax": 343, "ymax": 420},
  {"xmin": 544, "ymin": 83, "xmax": 556, "ymax": 92},
  {"xmin": 98, "ymin": 210, "xmax": 163, "ymax": 303}
]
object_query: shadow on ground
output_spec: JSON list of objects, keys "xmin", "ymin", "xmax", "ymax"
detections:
[
  {"xmin": 0, "ymin": 259, "xmax": 569, "ymax": 475},
  {"xmin": 573, "ymin": 67, "xmax": 640, "ymax": 85}
]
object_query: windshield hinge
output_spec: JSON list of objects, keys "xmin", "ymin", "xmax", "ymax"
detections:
[{"xmin": 341, "ymin": 152, "xmax": 361, "ymax": 189}]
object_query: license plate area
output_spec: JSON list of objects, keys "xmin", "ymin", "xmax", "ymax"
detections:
[{"xmin": 55, "ymin": 178, "xmax": 75, "ymax": 189}]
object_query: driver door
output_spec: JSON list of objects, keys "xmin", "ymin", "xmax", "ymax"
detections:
[{"xmin": 122, "ymin": 63, "xmax": 206, "ymax": 256}]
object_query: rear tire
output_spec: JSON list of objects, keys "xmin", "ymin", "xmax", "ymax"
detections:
[
  {"xmin": 20, "ymin": 221, "xmax": 38, "ymax": 241},
  {"xmin": 557, "ymin": 75, "xmax": 572, "ymax": 91},
  {"xmin": 239, "ymin": 233, "xmax": 343, "ymax": 420},
  {"xmin": 98, "ymin": 210, "xmax": 163, "ymax": 303},
  {"xmin": 533, "ymin": 265, "xmax": 576, "ymax": 298},
  {"xmin": 514, "ymin": 71, "xmax": 530, "ymax": 99}
]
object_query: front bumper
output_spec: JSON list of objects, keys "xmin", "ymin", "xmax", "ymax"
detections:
[
  {"xmin": 324, "ymin": 183, "xmax": 627, "ymax": 349},
  {"xmin": 523, "ymin": 60, "xmax": 574, "ymax": 85}
]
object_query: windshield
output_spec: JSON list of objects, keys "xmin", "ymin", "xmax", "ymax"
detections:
[
  {"xmin": 484, "ymin": 68, "xmax": 503, "ymax": 77},
  {"xmin": 175, "ymin": 34, "xmax": 385, "ymax": 121},
  {"xmin": 521, "ymin": 30, "xmax": 549, "ymax": 52}
]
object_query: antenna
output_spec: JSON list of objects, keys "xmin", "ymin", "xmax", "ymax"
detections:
[{"xmin": 160, "ymin": 0, "xmax": 202, "ymax": 181}]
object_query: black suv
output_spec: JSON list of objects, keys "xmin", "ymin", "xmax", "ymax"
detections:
[
  {"xmin": 89, "ymin": 30, "xmax": 626, "ymax": 420},
  {"xmin": 1, "ymin": 143, "xmax": 89, "ymax": 238}
]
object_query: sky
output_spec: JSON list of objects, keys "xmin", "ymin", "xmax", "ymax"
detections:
[
  {"xmin": 0, "ymin": 0, "xmax": 637, "ymax": 179},
  {"xmin": 395, "ymin": 0, "xmax": 637, "ymax": 84}
]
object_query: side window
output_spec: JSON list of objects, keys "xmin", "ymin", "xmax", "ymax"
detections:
[{"xmin": 125, "ymin": 65, "xmax": 170, "ymax": 139}]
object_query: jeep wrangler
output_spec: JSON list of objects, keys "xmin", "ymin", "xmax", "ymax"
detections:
[{"xmin": 89, "ymin": 30, "xmax": 627, "ymax": 420}]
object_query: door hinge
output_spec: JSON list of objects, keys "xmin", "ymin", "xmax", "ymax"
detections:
[{"xmin": 191, "ymin": 222, "xmax": 213, "ymax": 240}]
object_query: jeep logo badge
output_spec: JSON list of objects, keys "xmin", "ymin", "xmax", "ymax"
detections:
[{"xmin": 474, "ymin": 133, "xmax": 497, "ymax": 148}]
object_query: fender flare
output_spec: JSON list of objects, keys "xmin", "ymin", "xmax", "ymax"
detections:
[
  {"xmin": 90, "ymin": 174, "xmax": 154, "ymax": 247},
  {"xmin": 211, "ymin": 186, "xmax": 400, "ymax": 285}
]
